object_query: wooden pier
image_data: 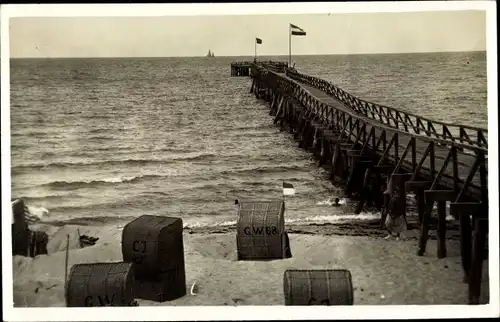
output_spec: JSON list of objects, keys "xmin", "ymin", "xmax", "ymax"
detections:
[
  {"xmin": 231, "ymin": 61, "xmax": 289, "ymax": 77},
  {"xmin": 230, "ymin": 62, "xmax": 252, "ymax": 77},
  {"xmin": 232, "ymin": 61, "xmax": 489, "ymax": 304}
]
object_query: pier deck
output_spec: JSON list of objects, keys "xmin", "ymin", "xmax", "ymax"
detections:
[
  {"xmin": 288, "ymin": 72, "xmax": 485, "ymax": 191},
  {"xmin": 232, "ymin": 61, "xmax": 489, "ymax": 305}
]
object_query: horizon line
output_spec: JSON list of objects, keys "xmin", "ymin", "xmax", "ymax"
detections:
[{"xmin": 9, "ymin": 49, "xmax": 486, "ymax": 60}]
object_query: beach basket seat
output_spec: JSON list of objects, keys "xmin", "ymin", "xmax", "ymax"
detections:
[
  {"xmin": 133, "ymin": 267, "xmax": 185, "ymax": 302},
  {"xmin": 12, "ymin": 199, "xmax": 29, "ymax": 256},
  {"xmin": 65, "ymin": 262, "xmax": 135, "ymax": 307},
  {"xmin": 236, "ymin": 200, "xmax": 292, "ymax": 260},
  {"xmin": 11, "ymin": 199, "xmax": 48, "ymax": 258},
  {"xmin": 283, "ymin": 269, "xmax": 354, "ymax": 305},
  {"xmin": 122, "ymin": 215, "xmax": 186, "ymax": 302}
]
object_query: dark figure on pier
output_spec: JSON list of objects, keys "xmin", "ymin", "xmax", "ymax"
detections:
[
  {"xmin": 384, "ymin": 187, "xmax": 407, "ymax": 241},
  {"xmin": 332, "ymin": 198, "xmax": 341, "ymax": 207}
]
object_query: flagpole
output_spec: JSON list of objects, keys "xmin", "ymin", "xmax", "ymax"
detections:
[
  {"xmin": 282, "ymin": 180, "xmax": 285, "ymax": 220},
  {"xmin": 282, "ymin": 180, "xmax": 285, "ymax": 202},
  {"xmin": 288, "ymin": 23, "xmax": 291, "ymax": 66}
]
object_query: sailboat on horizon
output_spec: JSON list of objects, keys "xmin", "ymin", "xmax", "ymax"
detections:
[{"xmin": 206, "ymin": 49, "xmax": 215, "ymax": 57}]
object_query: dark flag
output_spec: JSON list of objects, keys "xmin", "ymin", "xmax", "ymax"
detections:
[
  {"xmin": 256, "ymin": 38, "xmax": 262, "ymax": 44},
  {"xmin": 290, "ymin": 23, "xmax": 306, "ymax": 36}
]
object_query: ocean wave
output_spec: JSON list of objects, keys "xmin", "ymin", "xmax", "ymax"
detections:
[
  {"xmin": 87, "ymin": 135, "xmax": 115, "ymax": 140},
  {"xmin": 184, "ymin": 219, "xmax": 237, "ymax": 229},
  {"xmin": 42, "ymin": 212, "xmax": 383, "ymax": 229},
  {"xmin": 20, "ymin": 193, "xmax": 86, "ymax": 204},
  {"xmin": 219, "ymin": 164, "xmax": 305, "ymax": 176},
  {"xmin": 316, "ymin": 197, "xmax": 347, "ymax": 206},
  {"xmin": 224, "ymin": 124, "xmax": 276, "ymax": 132},
  {"xmin": 27, "ymin": 204, "xmax": 50, "ymax": 217},
  {"xmin": 11, "ymin": 143, "xmax": 31, "ymax": 149},
  {"xmin": 43, "ymin": 180, "xmax": 288, "ymax": 209},
  {"xmin": 18, "ymin": 204, "xmax": 51, "ymax": 223},
  {"xmin": 33, "ymin": 174, "xmax": 165, "ymax": 190},
  {"xmin": 287, "ymin": 212, "xmax": 382, "ymax": 224},
  {"xmin": 87, "ymin": 128, "xmax": 110, "ymax": 134},
  {"xmin": 45, "ymin": 215, "xmax": 138, "ymax": 227},
  {"xmin": 182, "ymin": 212, "xmax": 382, "ymax": 229},
  {"xmin": 11, "ymin": 152, "xmax": 218, "ymax": 174}
]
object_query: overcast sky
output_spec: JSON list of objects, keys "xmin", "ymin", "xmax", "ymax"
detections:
[{"xmin": 9, "ymin": 10, "xmax": 486, "ymax": 58}]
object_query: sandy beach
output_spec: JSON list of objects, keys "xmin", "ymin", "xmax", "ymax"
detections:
[{"xmin": 12, "ymin": 220, "xmax": 489, "ymax": 307}]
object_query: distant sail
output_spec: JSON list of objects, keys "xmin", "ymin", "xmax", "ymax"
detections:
[{"xmin": 207, "ymin": 49, "xmax": 215, "ymax": 58}]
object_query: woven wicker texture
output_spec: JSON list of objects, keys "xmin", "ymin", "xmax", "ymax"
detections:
[
  {"xmin": 283, "ymin": 269, "xmax": 354, "ymax": 305},
  {"xmin": 27, "ymin": 230, "xmax": 48, "ymax": 257},
  {"xmin": 65, "ymin": 262, "xmax": 135, "ymax": 307},
  {"xmin": 236, "ymin": 200, "xmax": 291, "ymax": 260},
  {"xmin": 122, "ymin": 215, "xmax": 184, "ymax": 278},
  {"xmin": 12, "ymin": 199, "xmax": 29, "ymax": 256},
  {"xmin": 133, "ymin": 267, "xmax": 187, "ymax": 302}
]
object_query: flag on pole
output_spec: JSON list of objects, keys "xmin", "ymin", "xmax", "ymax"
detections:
[
  {"xmin": 290, "ymin": 23, "xmax": 306, "ymax": 36},
  {"xmin": 256, "ymin": 38, "xmax": 262, "ymax": 44},
  {"xmin": 283, "ymin": 181, "xmax": 296, "ymax": 196}
]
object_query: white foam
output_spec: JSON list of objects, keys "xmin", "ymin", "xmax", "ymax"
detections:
[
  {"xmin": 286, "ymin": 212, "xmax": 381, "ymax": 224},
  {"xmin": 316, "ymin": 197, "xmax": 347, "ymax": 206},
  {"xmin": 25, "ymin": 205, "xmax": 50, "ymax": 222},
  {"xmin": 183, "ymin": 219, "xmax": 237, "ymax": 229}
]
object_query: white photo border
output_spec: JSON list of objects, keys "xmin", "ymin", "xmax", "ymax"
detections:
[{"xmin": 1, "ymin": 1, "xmax": 498, "ymax": 320}]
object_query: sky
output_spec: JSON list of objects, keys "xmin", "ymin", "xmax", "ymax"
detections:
[{"xmin": 8, "ymin": 10, "xmax": 486, "ymax": 58}]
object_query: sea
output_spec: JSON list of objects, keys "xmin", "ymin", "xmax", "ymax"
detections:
[{"xmin": 9, "ymin": 51, "xmax": 488, "ymax": 229}]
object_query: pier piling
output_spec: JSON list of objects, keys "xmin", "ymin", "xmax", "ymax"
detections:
[{"xmin": 232, "ymin": 60, "xmax": 489, "ymax": 303}]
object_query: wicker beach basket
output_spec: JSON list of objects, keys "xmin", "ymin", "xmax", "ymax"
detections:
[
  {"xmin": 122, "ymin": 215, "xmax": 185, "ymax": 279},
  {"xmin": 65, "ymin": 262, "xmax": 135, "ymax": 307},
  {"xmin": 236, "ymin": 200, "xmax": 292, "ymax": 260},
  {"xmin": 27, "ymin": 230, "xmax": 48, "ymax": 257},
  {"xmin": 133, "ymin": 267, "xmax": 187, "ymax": 302},
  {"xmin": 11, "ymin": 199, "xmax": 29, "ymax": 256},
  {"xmin": 283, "ymin": 269, "xmax": 354, "ymax": 305}
]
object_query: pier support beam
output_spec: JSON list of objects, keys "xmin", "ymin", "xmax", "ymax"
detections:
[
  {"xmin": 450, "ymin": 201, "xmax": 488, "ymax": 304},
  {"xmin": 405, "ymin": 181, "xmax": 432, "ymax": 225},
  {"xmin": 418, "ymin": 190, "xmax": 457, "ymax": 258},
  {"xmin": 450, "ymin": 202, "xmax": 479, "ymax": 283},
  {"xmin": 469, "ymin": 217, "xmax": 488, "ymax": 304}
]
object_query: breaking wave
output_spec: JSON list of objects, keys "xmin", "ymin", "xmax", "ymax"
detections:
[
  {"xmin": 11, "ymin": 152, "xmax": 218, "ymax": 174},
  {"xmin": 33, "ymin": 175, "xmax": 165, "ymax": 190}
]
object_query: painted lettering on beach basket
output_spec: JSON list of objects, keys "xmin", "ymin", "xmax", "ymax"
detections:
[
  {"xmin": 283, "ymin": 269, "xmax": 354, "ymax": 306},
  {"xmin": 65, "ymin": 262, "xmax": 135, "ymax": 307},
  {"xmin": 236, "ymin": 200, "xmax": 292, "ymax": 260},
  {"xmin": 122, "ymin": 215, "xmax": 185, "ymax": 279}
]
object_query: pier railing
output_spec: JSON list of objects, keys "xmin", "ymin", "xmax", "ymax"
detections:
[
  {"xmin": 231, "ymin": 60, "xmax": 287, "ymax": 68},
  {"xmin": 260, "ymin": 61, "xmax": 288, "ymax": 73},
  {"xmin": 285, "ymin": 68, "xmax": 488, "ymax": 150},
  {"xmin": 251, "ymin": 63, "xmax": 487, "ymax": 200}
]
